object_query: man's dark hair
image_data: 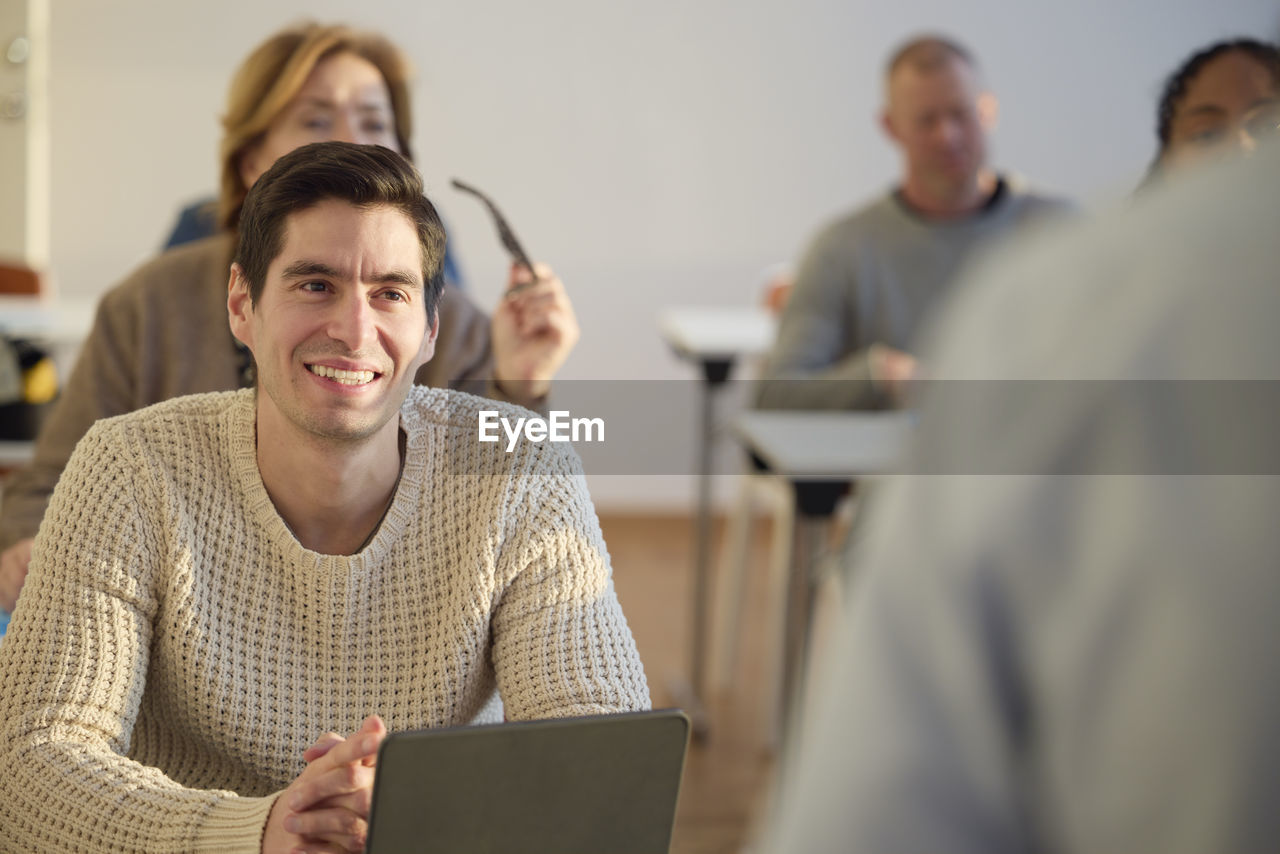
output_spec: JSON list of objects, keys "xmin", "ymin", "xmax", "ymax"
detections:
[
  {"xmin": 1155, "ymin": 38, "xmax": 1280, "ymax": 151},
  {"xmin": 885, "ymin": 35, "xmax": 977, "ymax": 81},
  {"xmin": 235, "ymin": 141, "xmax": 446, "ymax": 324}
]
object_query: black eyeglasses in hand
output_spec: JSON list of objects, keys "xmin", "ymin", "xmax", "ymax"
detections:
[{"xmin": 451, "ymin": 178, "xmax": 540, "ymax": 294}]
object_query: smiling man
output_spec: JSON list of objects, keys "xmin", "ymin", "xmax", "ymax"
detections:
[
  {"xmin": 228, "ymin": 184, "xmax": 438, "ymax": 557},
  {"xmin": 0, "ymin": 142, "xmax": 649, "ymax": 854}
]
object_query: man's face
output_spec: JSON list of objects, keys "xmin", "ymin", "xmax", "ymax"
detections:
[
  {"xmin": 239, "ymin": 51, "xmax": 400, "ymax": 188},
  {"xmin": 1164, "ymin": 50, "xmax": 1280, "ymax": 172},
  {"xmin": 228, "ymin": 199, "xmax": 436, "ymax": 446},
  {"xmin": 883, "ymin": 58, "xmax": 993, "ymax": 196}
]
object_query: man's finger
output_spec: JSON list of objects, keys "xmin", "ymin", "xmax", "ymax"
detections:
[
  {"xmin": 303, "ymin": 732, "xmax": 345, "ymax": 764},
  {"xmin": 283, "ymin": 806, "xmax": 367, "ymax": 848},
  {"xmin": 290, "ymin": 841, "xmax": 351, "ymax": 854},
  {"xmin": 316, "ymin": 718, "xmax": 384, "ymax": 767},
  {"xmin": 289, "ymin": 761, "xmax": 377, "ymax": 813},
  {"xmin": 310, "ymin": 787, "xmax": 375, "ymax": 818},
  {"xmin": 289, "ymin": 724, "xmax": 384, "ymax": 811}
]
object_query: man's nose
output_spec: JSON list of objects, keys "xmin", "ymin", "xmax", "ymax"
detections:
[
  {"xmin": 934, "ymin": 117, "xmax": 963, "ymax": 147},
  {"xmin": 326, "ymin": 293, "xmax": 377, "ymax": 351}
]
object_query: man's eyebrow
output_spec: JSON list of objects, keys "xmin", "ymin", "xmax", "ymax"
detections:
[
  {"xmin": 370, "ymin": 270, "xmax": 422, "ymax": 289},
  {"xmin": 282, "ymin": 261, "xmax": 342, "ymax": 279},
  {"xmin": 281, "ymin": 260, "xmax": 421, "ymax": 289},
  {"xmin": 1179, "ymin": 104, "xmax": 1227, "ymax": 121}
]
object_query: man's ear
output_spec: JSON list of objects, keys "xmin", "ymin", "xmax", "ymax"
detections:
[
  {"xmin": 880, "ymin": 107, "xmax": 901, "ymax": 146},
  {"xmin": 416, "ymin": 312, "xmax": 440, "ymax": 365},
  {"xmin": 227, "ymin": 263, "xmax": 254, "ymax": 350}
]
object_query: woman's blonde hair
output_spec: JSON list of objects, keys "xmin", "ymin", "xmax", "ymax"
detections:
[{"xmin": 218, "ymin": 22, "xmax": 414, "ymax": 230}]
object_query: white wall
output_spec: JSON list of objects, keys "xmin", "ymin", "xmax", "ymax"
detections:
[{"xmin": 44, "ymin": 0, "xmax": 1279, "ymax": 509}]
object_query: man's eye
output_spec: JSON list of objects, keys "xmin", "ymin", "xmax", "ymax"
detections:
[
  {"xmin": 1189, "ymin": 126, "xmax": 1226, "ymax": 146},
  {"xmin": 301, "ymin": 281, "xmax": 328, "ymax": 292},
  {"xmin": 379, "ymin": 290, "xmax": 406, "ymax": 302}
]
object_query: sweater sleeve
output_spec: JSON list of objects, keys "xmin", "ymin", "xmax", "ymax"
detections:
[
  {"xmin": 0, "ymin": 422, "xmax": 274, "ymax": 854},
  {"xmin": 488, "ymin": 449, "xmax": 650, "ymax": 719},
  {"xmin": 0, "ymin": 286, "xmax": 145, "ymax": 552},
  {"xmin": 755, "ymin": 225, "xmax": 887, "ymax": 411}
]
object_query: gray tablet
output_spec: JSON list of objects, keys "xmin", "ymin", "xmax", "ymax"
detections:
[{"xmin": 365, "ymin": 708, "xmax": 690, "ymax": 854}]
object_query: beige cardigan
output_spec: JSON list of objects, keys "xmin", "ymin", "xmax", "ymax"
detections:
[{"xmin": 0, "ymin": 387, "xmax": 649, "ymax": 852}]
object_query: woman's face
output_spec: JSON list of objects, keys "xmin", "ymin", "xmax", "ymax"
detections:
[
  {"xmin": 239, "ymin": 51, "xmax": 400, "ymax": 188},
  {"xmin": 1163, "ymin": 50, "xmax": 1279, "ymax": 172}
]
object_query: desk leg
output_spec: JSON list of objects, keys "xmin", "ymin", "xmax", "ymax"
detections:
[{"xmin": 667, "ymin": 358, "xmax": 732, "ymax": 741}]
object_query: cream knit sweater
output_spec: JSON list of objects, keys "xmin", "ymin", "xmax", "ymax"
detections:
[{"xmin": 0, "ymin": 387, "xmax": 650, "ymax": 853}]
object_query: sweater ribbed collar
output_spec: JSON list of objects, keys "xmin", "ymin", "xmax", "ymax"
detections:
[{"xmin": 225, "ymin": 389, "xmax": 429, "ymax": 570}]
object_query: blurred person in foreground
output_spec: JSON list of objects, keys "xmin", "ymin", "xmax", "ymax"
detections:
[
  {"xmin": 756, "ymin": 34, "xmax": 1071, "ymax": 412},
  {"xmin": 0, "ymin": 22, "xmax": 579, "ymax": 617},
  {"xmin": 1143, "ymin": 37, "xmax": 1279, "ymax": 183},
  {"xmin": 762, "ymin": 125, "xmax": 1280, "ymax": 852},
  {"xmin": 0, "ymin": 142, "xmax": 648, "ymax": 854}
]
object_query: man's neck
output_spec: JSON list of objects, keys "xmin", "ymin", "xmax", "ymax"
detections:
[
  {"xmin": 255, "ymin": 413, "xmax": 404, "ymax": 556},
  {"xmin": 899, "ymin": 168, "xmax": 998, "ymax": 219}
]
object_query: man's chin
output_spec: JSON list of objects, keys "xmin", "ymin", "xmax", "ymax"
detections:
[
  {"xmin": 934, "ymin": 161, "xmax": 976, "ymax": 183},
  {"xmin": 296, "ymin": 406, "xmax": 397, "ymax": 444}
]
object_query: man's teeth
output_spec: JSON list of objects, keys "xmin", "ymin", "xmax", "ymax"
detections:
[{"xmin": 309, "ymin": 364, "xmax": 375, "ymax": 385}]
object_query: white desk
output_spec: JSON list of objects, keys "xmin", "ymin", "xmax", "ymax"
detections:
[
  {"xmin": 657, "ymin": 305, "xmax": 776, "ymax": 737},
  {"xmin": 0, "ymin": 296, "xmax": 96, "ymax": 461},
  {"xmin": 0, "ymin": 294, "xmax": 98, "ymax": 385},
  {"xmin": 0, "ymin": 295, "xmax": 98, "ymax": 345},
  {"xmin": 734, "ymin": 410, "xmax": 913, "ymax": 740},
  {"xmin": 0, "ymin": 441, "xmax": 34, "ymax": 469},
  {"xmin": 659, "ymin": 306, "xmax": 775, "ymax": 363},
  {"xmin": 734, "ymin": 411, "xmax": 913, "ymax": 479}
]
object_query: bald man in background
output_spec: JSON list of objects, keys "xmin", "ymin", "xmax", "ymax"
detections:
[{"xmin": 757, "ymin": 35, "xmax": 1071, "ymax": 410}]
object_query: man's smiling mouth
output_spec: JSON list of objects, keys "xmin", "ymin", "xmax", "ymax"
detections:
[{"xmin": 307, "ymin": 364, "xmax": 378, "ymax": 385}]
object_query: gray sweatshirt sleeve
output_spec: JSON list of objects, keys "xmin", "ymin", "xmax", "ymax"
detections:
[{"xmin": 755, "ymin": 225, "xmax": 887, "ymax": 411}]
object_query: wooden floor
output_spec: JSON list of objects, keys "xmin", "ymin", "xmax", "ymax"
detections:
[{"xmin": 601, "ymin": 513, "xmax": 782, "ymax": 854}]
